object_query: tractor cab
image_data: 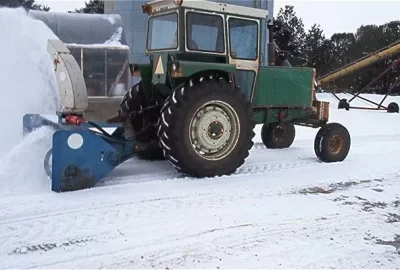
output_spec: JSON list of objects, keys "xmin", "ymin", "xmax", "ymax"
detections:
[{"xmin": 140, "ymin": 0, "xmax": 268, "ymax": 99}]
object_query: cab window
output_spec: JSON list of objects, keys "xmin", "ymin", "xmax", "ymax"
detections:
[
  {"xmin": 229, "ymin": 17, "xmax": 259, "ymax": 60},
  {"xmin": 186, "ymin": 12, "xmax": 225, "ymax": 53},
  {"xmin": 147, "ymin": 12, "xmax": 178, "ymax": 50}
]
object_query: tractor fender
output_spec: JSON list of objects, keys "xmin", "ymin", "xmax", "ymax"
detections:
[
  {"xmin": 183, "ymin": 69, "xmax": 233, "ymax": 84},
  {"xmin": 169, "ymin": 70, "xmax": 234, "ymax": 96},
  {"xmin": 170, "ymin": 61, "xmax": 236, "ymax": 79}
]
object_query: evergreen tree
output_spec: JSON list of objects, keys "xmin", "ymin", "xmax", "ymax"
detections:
[
  {"xmin": 0, "ymin": 0, "xmax": 50, "ymax": 11},
  {"xmin": 272, "ymin": 5, "xmax": 306, "ymax": 66},
  {"xmin": 303, "ymin": 24, "xmax": 333, "ymax": 76},
  {"xmin": 70, "ymin": 0, "xmax": 104, "ymax": 14}
]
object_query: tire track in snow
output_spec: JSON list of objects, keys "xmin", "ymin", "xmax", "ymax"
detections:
[
  {"xmin": 0, "ymin": 166, "xmax": 368, "ymax": 260},
  {"xmin": 103, "ymin": 131, "xmax": 400, "ymax": 188},
  {"xmin": 0, "ymin": 194, "xmax": 202, "ymax": 227},
  {"xmin": 3, "ymin": 127, "xmax": 400, "ymax": 261},
  {"xmin": 15, "ymin": 212, "xmax": 367, "ymax": 269},
  {"xmin": 1, "ymin": 191, "xmax": 233, "ymax": 251},
  {"xmin": 0, "ymin": 165, "xmax": 332, "ymax": 256},
  {"xmin": 3, "ymin": 130, "xmax": 398, "ymax": 233},
  {"xmin": 101, "ymin": 157, "xmax": 326, "ymax": 188}
]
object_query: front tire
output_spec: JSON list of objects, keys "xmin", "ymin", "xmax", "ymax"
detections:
[
  {"xmin": 160, "ymin": 75, "xmax": 255, "ymax": 177},
  {"xmin": 314, "ymin": 122, "xmax": 351, "ymax": 162}
]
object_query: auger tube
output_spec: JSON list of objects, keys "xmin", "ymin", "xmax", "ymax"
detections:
[{"xmin": 317, "ymin": 39, "xmax": 400, "ymax": 85}]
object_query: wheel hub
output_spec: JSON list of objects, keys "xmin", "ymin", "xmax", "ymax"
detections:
[
  {"xmin": 189, "ymin": 101, "xmax": 240, "ymax": 160},
  {"xmin": 208, "ymin": 121, "xmax": 224, "ymax": 140},
  {"xmin": 329, "ymin": 135, "xmax": 343, "ymax": 155},
  {"xmin": 274, "ymin": 126, "xmax": 285, "ymax": 141}
]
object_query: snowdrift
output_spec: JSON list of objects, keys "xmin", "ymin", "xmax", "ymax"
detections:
[{"xmin": 0, "ymin": 7, "xmax": 60, "ymax": 193}]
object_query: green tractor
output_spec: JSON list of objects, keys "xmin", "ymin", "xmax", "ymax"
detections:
[{"xmin": 117, "ymin": 0, "xmax": 351, "ymax": 177}]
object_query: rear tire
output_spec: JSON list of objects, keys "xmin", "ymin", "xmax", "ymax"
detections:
[
  {"xmin": 314, "ymin": 122, "xmax": 351, "ymax": 162},
  {"xmin": 159, "ymin": 74, "xmax": 255, "ymax": 177},
  {"xmin": 261, "ymin": 122, "xmax": 295, "ymax": 149}
]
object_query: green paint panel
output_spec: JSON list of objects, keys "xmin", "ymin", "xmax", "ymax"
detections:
[
  {"xmin": 253, "ymin": 110, "xmax": 266, "ymax": 124},
  {"xmin": 178, "ymin": 61, "xmax": 236, "ymax": 77},
  {"xmin": 253, "ymin": 108, "xmax": 312, "ymax": 125},
  {"xmin": 253, "ymin": 66, "xmax": 314, "ymax": 107}
]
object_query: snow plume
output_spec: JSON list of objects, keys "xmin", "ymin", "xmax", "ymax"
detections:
[
  {"xmin": 0, "ymin": 126, "xmax": 54, "ymax": 195},
  {"xmin": 0, "ymin": 7, "xmax": 60, "ymax": 194}
]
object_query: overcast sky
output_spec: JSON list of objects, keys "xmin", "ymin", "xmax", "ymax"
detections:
[{"xmin": 36, "ymin": 0, "xmax": 400, "ymax": 38}]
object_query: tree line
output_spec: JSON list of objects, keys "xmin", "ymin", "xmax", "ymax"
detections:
[
  {"xmin": 2, "ymin": 0, "xmax": 399, "ymax": 94},
  {"xmin": 273, "ymin": 5, "xmax": 400, "ymax": 95},
  {"xmin": 0, "ymin": 0, "xmax": 103, "ymax": 13}
]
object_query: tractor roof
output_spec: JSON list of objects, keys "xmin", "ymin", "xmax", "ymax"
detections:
[{"xmin": 142, "ymin": 0, "xmax": 269, "ymax": 19}]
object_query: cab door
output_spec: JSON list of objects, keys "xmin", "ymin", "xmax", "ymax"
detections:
[{"xmin": 226, "ymin": 16, "xmax": 261, "ymax": 102}]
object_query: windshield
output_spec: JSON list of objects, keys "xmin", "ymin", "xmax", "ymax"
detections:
[{"xmin": 147, "ymin": 12, "xmax": 178, "ymax": 51}]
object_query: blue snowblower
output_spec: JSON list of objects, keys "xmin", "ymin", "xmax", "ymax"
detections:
[
  {"xmin": 23, "ymin": 39, "xmax": 142, "ymax": 192},
  {"xmin": 23, "ymin": 114, "xmax": 137, "ymax": 192}
]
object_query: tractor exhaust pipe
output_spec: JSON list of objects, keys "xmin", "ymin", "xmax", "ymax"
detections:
[
  {"xmin": 267, "ymin": 20, "xmax": 276, "ymax": 66},
  {"xmin": 266, "ymin": 19, "xmax": 292, "ymax": 67}
]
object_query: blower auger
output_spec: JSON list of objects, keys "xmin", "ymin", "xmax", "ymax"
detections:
[{"xmin": 24, "ymin": 0, "xmax": 352, "ymax": 192}]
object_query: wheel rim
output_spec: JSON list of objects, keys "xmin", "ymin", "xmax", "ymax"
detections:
[
  {"xmin": 329, "ymin": 135, "xmax": 344, "ymax": 155},
  {"xmin": 189, "ymin": 100, "xmax": 240, "ymax": 160}
]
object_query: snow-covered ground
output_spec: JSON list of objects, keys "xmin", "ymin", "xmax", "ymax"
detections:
[{"xmin": 0, "ymin": 7, "xmax": 400, "ymax": 269}]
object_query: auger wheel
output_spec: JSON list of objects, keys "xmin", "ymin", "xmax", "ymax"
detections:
[
  {"xmin": 159, "ymin": 74, "xmax": 255, "ymax": 177},
  {"xmin": 387, "ymin": 102, "xmax": 399, "ymax": 113},
  {"xmin": 119, "ymin": 82, "xmax": 164, "ymax": 160},
  {"xmin": 338, "ymin": 99, "xmax": 350, "ymax": 111}
]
